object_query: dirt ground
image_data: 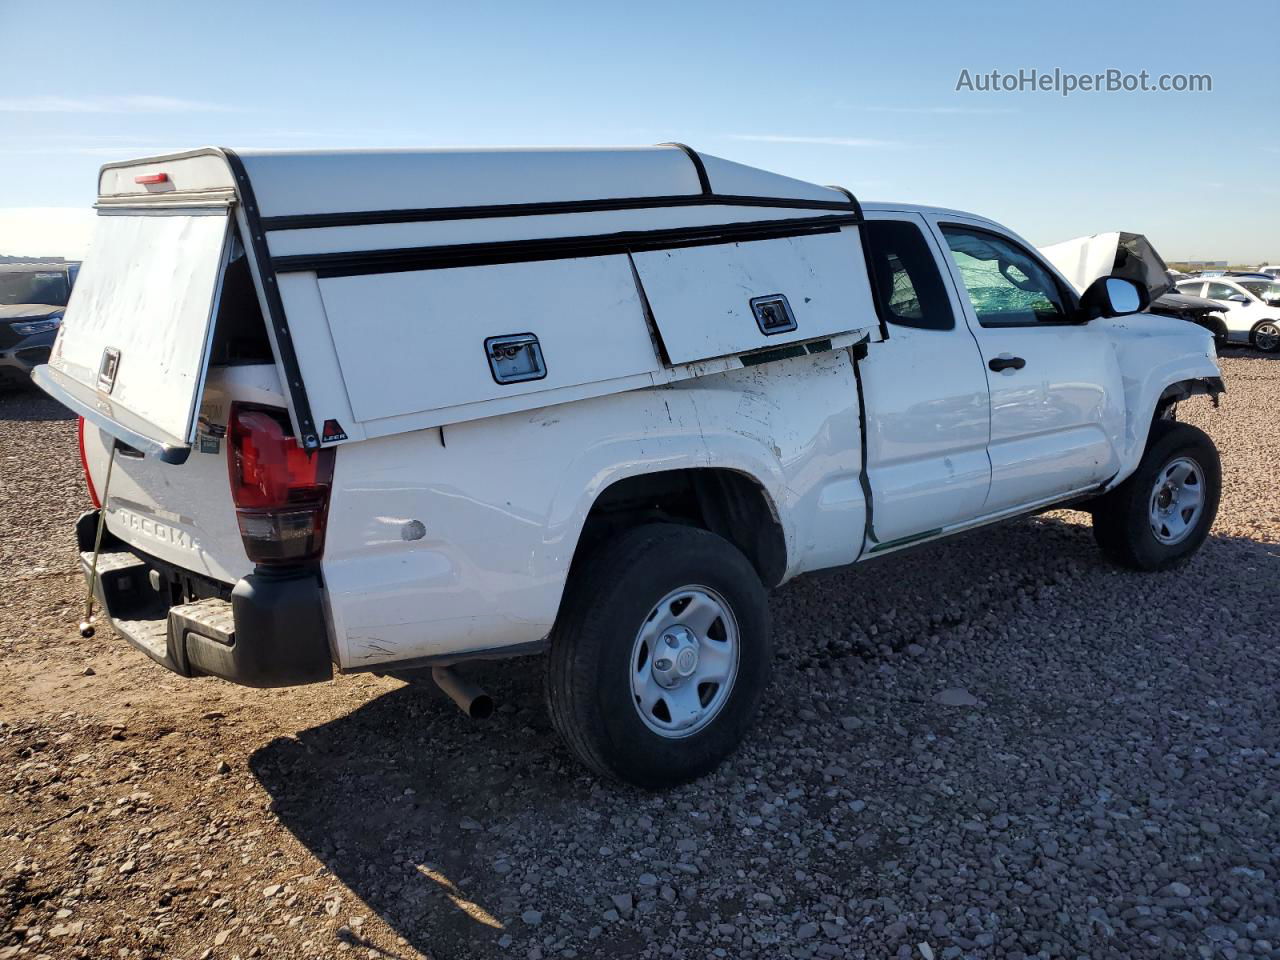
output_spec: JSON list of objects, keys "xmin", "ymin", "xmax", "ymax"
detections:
[{"xmin": 1, "ymin": 351, "xmax": 1277, "ymax": 960}]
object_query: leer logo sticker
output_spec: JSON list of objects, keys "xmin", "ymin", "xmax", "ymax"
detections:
[{"xmin": 321, "ymin": 419, "xmax": 348, "ymax": 442}]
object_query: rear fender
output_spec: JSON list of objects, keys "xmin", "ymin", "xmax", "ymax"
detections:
[{"xmin": 322, "ymin": 350, "xmax": 866, "ymax": 670}]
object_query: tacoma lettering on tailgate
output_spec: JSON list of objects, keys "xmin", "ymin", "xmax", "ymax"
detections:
[{"xmin": 113, "ymin": 507, "xmax": 196, "ymax": 551}]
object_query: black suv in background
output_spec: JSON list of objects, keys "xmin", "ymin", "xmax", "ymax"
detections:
[{"xmin": 0, "ymin": 261, "xmax": 77, "ymax": 388}]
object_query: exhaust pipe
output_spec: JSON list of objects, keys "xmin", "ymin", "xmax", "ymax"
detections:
[{"xmin": 431, "ymin": 666, "xmax": 494, "ymax": 720}]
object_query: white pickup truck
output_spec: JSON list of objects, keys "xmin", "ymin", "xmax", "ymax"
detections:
[{"xmin": 36, "ymin": 145, "xmax": 1224, "ymax": 787}]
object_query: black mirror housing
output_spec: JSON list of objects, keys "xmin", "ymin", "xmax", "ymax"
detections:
[{"xmin": 1080, "ymin": 276, "xmax": 1150, "ymax": 320}]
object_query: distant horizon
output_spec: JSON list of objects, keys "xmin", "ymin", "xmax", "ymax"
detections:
[{"xmin": 2, "ymin": 0, "xmax": 1276, "ymax": 262}]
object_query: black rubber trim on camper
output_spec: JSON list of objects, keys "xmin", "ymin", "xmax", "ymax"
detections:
[
  {"xmin": 854, "ymin": 220, "xmax": 892, "ymax": 344},
  {"xmin": 259, "ymin": 193, "xmax": 860, "ymax": 231},
  {"xmin": 827, "ymin": 185, "xmax": 865, "ymax": 221},
  {"xmin": 658, "ymin": 142, "xmax": 713, "ymax": 195},
  {"xmin": 273, "ymin": 213, "xmax": 861, "ymax": 279},
  {"xmin": 850, "ymin": 341, "xmax": 878, "ymax": 546},
  {"xmin": 221, "ymin": 148, "xmax": 321, "ymax": 451}
]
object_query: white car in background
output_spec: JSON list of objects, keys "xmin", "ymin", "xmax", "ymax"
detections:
[
  {"xmin": 1176, "ymin": 276, "xmax": 1280, "ymax": 352},
  {"xmin": 1257, "ymin": 265, "xmax": 1280, "ymax": 280}
]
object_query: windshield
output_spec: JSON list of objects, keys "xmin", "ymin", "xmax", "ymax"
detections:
[
  {"xmin": 1238, "ymin": 281, "xmax": 1280, "ymax": 301},
  {"xmin": 0, "ymin": 270, "xmax": 70, "ymax": 306}
]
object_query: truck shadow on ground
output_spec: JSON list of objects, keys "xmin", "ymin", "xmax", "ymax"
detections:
[
  {"xmin": 0, "ymin": 386, "xmax": 76, "ymax": 421},
  {"xmin": 1218, "ymin": 346, "xmax": 1280, "ymax": 362},
  {"xmin": 249, "ymin": 514, "xmax": 1279, "ymax": 960}
]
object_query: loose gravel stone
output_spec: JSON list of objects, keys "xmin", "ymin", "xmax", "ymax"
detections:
[{"xmin": 934, "ymin": 687, "xmax": 979, "ymax": 707}]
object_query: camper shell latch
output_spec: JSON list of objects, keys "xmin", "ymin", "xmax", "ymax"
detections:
[{"xmin": 485, "ymin": 333, "xmax": 547, "ymax": 384}]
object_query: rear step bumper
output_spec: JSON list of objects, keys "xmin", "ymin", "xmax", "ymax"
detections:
[{"xmin": 76, "ymin": 511, "xmax": 333, "ymax": 688}]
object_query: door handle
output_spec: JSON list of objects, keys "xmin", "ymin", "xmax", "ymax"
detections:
[{"xmin": 988, "ymin": 355, "xmax": 1026, "ymax": 372}]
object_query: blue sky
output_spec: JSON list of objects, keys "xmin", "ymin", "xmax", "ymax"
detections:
[{"xmin": 2, "ymin": 0, "xmax": 1276, "ymax": 262}]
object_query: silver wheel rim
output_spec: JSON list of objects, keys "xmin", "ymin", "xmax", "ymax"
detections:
[
  {"xmin": 629, "ymin": 585, "xmax": 739, "ymax": 739},
  {"xmin": 1256, "ymin": 323, "xmax": 1280, "ymax": 351},
  {"xmin": 1148, "ymin": 456, "xmax": 1205, "ymax": 546}
]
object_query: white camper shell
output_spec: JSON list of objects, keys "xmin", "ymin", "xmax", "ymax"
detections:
[
  {"xmin": 40, "ymin": 145, "xmax": 1227, "ymax": 788},
  {"xmin": 41, "ymin": 145, "xmax": 878, "ymax": 461}
]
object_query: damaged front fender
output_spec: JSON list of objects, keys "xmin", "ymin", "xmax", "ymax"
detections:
[{"xmin": 1156, "ymin": 376, "xmax": 1225, "ymax": 417}]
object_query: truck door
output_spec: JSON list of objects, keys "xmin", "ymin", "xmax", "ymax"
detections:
[
  {"xmin": 930, "ymin": 217, "xmax": 1126, "ymax": 514},
  {"xmin": 857, "ymin": 213, "xmax": 991, "ymax": 550}
]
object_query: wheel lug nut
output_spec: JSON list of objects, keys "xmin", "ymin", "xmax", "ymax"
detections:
[{"xmin": 655, "ymin": 658, "xmax": 672, "ymax": 671}]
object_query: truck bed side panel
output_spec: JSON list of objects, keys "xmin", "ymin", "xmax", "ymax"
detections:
[{"xmin": 321, "ymin": 350, "xmax": 865, "ymax": 670}]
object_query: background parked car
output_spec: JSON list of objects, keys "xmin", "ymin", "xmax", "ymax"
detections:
[
  {"xmin": 0, "ymin": 261, "xmax": 77, "ymax": 387},
  {"xmin": 1176, "ymin": 276, "xmax": 1280, "ymax": 351},
  {"xmin": 1256, "ymin": 265, "xmax": 1280, "ymax": 279}
]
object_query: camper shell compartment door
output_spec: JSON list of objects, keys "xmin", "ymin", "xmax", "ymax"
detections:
[
  {"xmin": 36, "ymin": 206, "xmax": 233, "ymax": 463},
  {"xmin": 308, "ymin": 254, "xmax": 661, "ymax": 427},
  {"xmin": 289, "ymin": 229, "xmax": 877, "ymax": 439},
  {"xmin": 631, "ymin": 228, "xmax": 876, "ymax": 364}
]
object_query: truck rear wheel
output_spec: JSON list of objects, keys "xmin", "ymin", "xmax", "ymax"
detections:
[
  {"xmin": 1091, "ymin": 420, "xmax": 1220, "ymax": 571},
  {"xmin": 546, "ymin": 523, "xmax": 771, "ymax": 788}
]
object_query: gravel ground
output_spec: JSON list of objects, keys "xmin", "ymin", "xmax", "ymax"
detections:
[{"xmin": 0, "ymin": 350, "xmax": 1277, "ymax": 960}]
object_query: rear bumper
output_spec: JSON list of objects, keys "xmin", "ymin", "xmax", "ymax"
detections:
[{"xmin": 76, "ymin": 510, "xmax": 333, "ymax": 687}]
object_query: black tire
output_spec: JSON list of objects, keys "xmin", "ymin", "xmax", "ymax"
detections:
[
  {"xmin": 1091, "ymin": 420, "xmax": 1220, "ymax": 571},
  {"xmin": 546, "ymin": 523, "xmax": 771, "ymax": 788},
  {"xmin": 1250, "ymin": 320, "xmax": 1280, "ymax": 353}
]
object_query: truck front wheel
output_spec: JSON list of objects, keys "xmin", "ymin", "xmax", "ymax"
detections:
[
  {"xmin": 546, "ymin": 523, "xmax": 771, "ymax": 788},
  {"xmin": 1091, "ymin": 420, "xmax": 1221, "ymax": 571}
]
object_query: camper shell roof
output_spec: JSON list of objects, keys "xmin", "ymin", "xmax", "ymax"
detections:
[
  {"xmin": 99, "ymin": 144, "xmax": 859, "ymax": 218},
  {"xmin": 44, "ymin": 145, "xmax": 875, "ymax": 463}
]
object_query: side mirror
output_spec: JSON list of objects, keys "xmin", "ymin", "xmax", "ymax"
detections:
[
  {"xmin": 1080, "ymin": 276, "xmax": 1148, "ymax": 320},
  {"xmin": 1227, "ymin": 294, "xmax": 1250, "ymax": 304}
]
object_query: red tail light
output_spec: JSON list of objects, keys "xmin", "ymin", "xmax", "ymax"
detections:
[
  {"xmin": 78, "ymin": 416, "xmax": 101, "ymax": 508},
  {"xmin": 227, "ymin": 404, "xmax": 334, "ymax": 565}
]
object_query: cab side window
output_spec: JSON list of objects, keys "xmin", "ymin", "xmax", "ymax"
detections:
[
  {"xmin": 942, "ymin": 225, "xmax": 1071, "ymax": 327},
  {"xmin": 1177, "ymin": 282, "xmax": 1205, "ymax": 297},
  {"xmin": 1205, "ymin": 282, "xmax": 1239, "ymax": 301},
  {"xmin": 861, "ymin": 219, "xmax": 955, "ymax": 331}
]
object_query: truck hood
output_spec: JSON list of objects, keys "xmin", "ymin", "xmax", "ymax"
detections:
[
  {"xmin": 0, "ymin": 303, "xmax": 63, "ymax": 321},
  {"xmin": 1039, "ymin": 231, "xmax": 1173, "ymax": 301},
  {"xmin": 1152, "ymin": 291, "xmax": 1225, "ymax": 316}
]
